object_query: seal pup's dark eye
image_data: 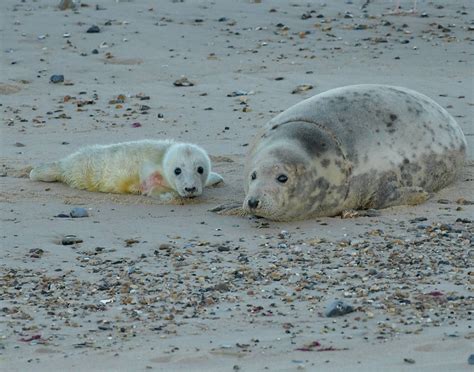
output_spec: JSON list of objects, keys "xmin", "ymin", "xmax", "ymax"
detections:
[
  {"xmin": 174, "ymin": 168, "xmax": 182, "ymax": 175},
  {"xmin": 197, "ymin": 166, "xmax": 204, "ymax": 174},
  {"xmin": 251, "ymin": 171, "xmax": 257, "ymax": 180},
  {"xmin": 277, "ymin": 174, "xmax": 288, "ymax": 183}
]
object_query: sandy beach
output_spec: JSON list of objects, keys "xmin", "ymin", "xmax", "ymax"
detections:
[{"xmin": 1, "ymin": 0, "xmax": 473, "ymax": 370}]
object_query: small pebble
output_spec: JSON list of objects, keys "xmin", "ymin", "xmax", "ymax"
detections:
[
  {"xmin": 58, "ymin": 0, "xmax": 75, "ymax": 10},
  {"xmin": 227, "ymin": 90, "xmax": 252, "ymax": 97},
  {"xmin": 468, "ymin": 354, "xmax": 474, "ymax": 365},
  {"xmin": 158, "ymin": 243, "xmax": 174, "ymax": 250},
  {"xmin": 291, "ymin": 84, "xmax": 313, "ymax": 94},
  {"xmin": 29, "ymin": 248, "xmax": 44, "ymax": 258},
  {"xmin": 61, "ymin": 235, "xmax": 83, "ymax": 245},
  {"xmin": 325, "ymin": 300, "xmax": 354, "ymax": 317},
  {"xmin": 214, "ymin": 282, "xmax": 230, "ymax": 292},
  {"xmin": 70, "ymin": 207, "xmax": 89, "ymax": 218},
  {"xmin": 173, "ymin": 77, "xmax": 194, "ymax": 87},
  {"xmin": 55, "ymin": 213, "xmax": 69, "ymax": 218},
  {"xmin": 50, "ymin": 75, "xmax": 64, "ymax": 84},
  {"xmin": 368, "ymin": 268, "xmax": 377, "ymax": 276},
  {"xmin": 410, "ymin": 217, "xmax": 427, "ymax": 222},
  {"xmin": 87, "ymin": 25, "xmax": 101, "ymax": 33}
]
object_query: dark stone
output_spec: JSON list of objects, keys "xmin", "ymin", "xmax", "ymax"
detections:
[
  {"xmin": 50, "ymin": 75, "xmax": 64, "ymax": 83},
  {"xmin": 55, "ymin": 213, "xmax": 70, "ymax": 218},
  {"xmin": 87, "ymin": 25, "xmax": 100, "ymax": 33}
]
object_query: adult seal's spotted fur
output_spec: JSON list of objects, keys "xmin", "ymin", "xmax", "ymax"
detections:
[
  {"xmin": 217, "ymin": 84, "xmax": 467, "ymax": 221},
  {"xmin": 30, "ymin": 140, "xmax": 223, "ymax": 200}
]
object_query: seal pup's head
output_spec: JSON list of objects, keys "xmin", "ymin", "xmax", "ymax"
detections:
[{"xmin": 163, "ymin": 143, "xmax": 211, "ymax": 198}]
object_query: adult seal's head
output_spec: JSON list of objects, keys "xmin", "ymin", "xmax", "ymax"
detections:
[
  {"xmin": 163, "ymin": 143, "xmax": 211, "ymax": 198},
  {"xmin": 243, "ymin": 121, "xmax": 351, "ymax": 221}
]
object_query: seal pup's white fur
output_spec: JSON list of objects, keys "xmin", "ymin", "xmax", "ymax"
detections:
[{"xmin": 30, "ymin": 140, "xmax": 223, "ymax": 200}]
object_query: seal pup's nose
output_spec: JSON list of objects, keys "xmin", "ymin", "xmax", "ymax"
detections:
[
  {"xmin": 185, "ymin": 186, "xmax": 197, "ymax": 193},
  {"xmin": 248, "ymin": 197, "xmax": 259, "ymax": 209}
]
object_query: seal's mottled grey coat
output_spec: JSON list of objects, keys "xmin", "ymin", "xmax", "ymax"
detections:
[{"xmin": 244, "ymin": 84, "xmax": 467, "ymax": 221}]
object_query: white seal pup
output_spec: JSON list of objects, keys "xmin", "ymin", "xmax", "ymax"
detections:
[
  {"xmin": 30, "ymin": 139, "xmax": 224, "ymax": 199},
  {"xmin": 214, "ymin": 84, "xmax": 466, "ymax": 221}
]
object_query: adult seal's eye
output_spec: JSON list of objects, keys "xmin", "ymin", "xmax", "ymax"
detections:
[
  {"xmin": 197, "ymin": 166, "xmax": 204, "ymax": 174},
  {"xmin": 251, "ymin": 171, "xmax": 257, "ymax": 180},
  {"xmin": 277, "ymin": 174, "xmax": 288, "ymax": 183},
  {"xmin": 174, "ymin": 168, "xmax": 182, "ymax": 175}
]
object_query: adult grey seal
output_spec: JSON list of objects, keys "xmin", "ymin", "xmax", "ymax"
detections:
[{"xmin": 216, "ymin": 84, "xmax": 466, "ymax": 221}]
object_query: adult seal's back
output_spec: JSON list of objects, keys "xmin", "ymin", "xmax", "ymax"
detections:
[{"xmin": 241, "ymin": 84, "xmax": 466, "ymax": 221}]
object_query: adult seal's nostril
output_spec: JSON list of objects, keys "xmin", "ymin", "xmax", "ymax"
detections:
[
  {"xmin": 185, "ymin": 186, "xmax": 197, "ymax": 193},
  {"xmin": 248, "ymin": 197, "xmax": 259, "ymax": 209}
]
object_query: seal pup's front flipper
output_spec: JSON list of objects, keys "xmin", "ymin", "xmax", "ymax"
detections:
[
  {"xmin": 210, "ymin": 202, "xmax": 246, "ymax": 216},
  {"xmin": 30, "ymin": 161, "xmax": 63, "ymax": 182},
  {"xmin": 206, "ymin": 172, "xmax": 224, "ymax": 187}
]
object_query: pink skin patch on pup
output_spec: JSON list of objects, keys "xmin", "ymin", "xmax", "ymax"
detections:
[{"xmin": 140, "ymin": 171, "xmax": 168, "ymax": 195}]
